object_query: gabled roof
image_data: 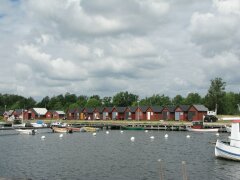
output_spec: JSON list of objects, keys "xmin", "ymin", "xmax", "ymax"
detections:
[
  {"xmin": 32, "ymin": 108, "xmax": 48, "ymax": 115},
  {"xmin": 14, "ymin": 109, "xmax": 25, "ymax": 115},
  {"xmin": 178, "ymin": 105, "xmax": 190, "ymax": 111},
  {"xmin": 96, "ymin": 107, "xmax": 104, "ymax": 112},
  {"xmin": 191, "ymin": 105, "xmax": 208, "ymax": 112},
  {"xmin": 139, "ymin": 106, "xmax": 148, "ymax": 112},
  {"xmin": 129, "ymin": 106, "xmax": 137, "ymax": 112},
  {"xmin": 166, "ymin": 105, "xmax": 176, "ymax": 113},
  {"xmin": 55, "ymin": 111, "xmax": 65, "ymax": 115},
  {"xmin": 150, "ymin": 106, "xmax": 163, "ymax": 113},
  {"xmin": 3, "ymin": 110, "xmax": 14, "ymax": 116},
  {"xmin": 68, "ymin": 108, "xmax": 76, "ymax": 113},
  {"xmin": 115, "ymin": 107, "xmax": 127, "ymax": 113},
  {"xmin": 84, "ymin": 107, "xmax": 95, "ymax": 113}
]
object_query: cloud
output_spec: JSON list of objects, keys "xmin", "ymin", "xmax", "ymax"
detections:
[{"xmin": 0, "ymin": 0, "xmax": 239, "ymax": 100}]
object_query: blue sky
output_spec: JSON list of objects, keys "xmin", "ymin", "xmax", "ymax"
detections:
[{"xmin": 0, "ymin": 0, "xmax": 239, "ymax": 100}]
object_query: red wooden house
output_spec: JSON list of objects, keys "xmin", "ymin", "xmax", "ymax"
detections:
[
  {"xmin": 102, "ymin": 107, "xmax": 112, "ymax": 120},
  {"xmin": 82, "ymin": 107, "xmax": 95, "ymax": 120},
  {"xmin": 26, "ymin": 108, "xmax": 48, "ymax": 120},
  {"xmin": 187, "ymin": 105, "xmax": 208, "ymax": 121},
  {"xmin": 136, "ymin": 106, "xmax": 148, "ymax": 120},
  {"xmin": 174, "ymin": 105, "xmax": 190, "ymax": 121},
  {"xmin": 146, "ymin": 106, "xmax": 163, "ymax": 120}
]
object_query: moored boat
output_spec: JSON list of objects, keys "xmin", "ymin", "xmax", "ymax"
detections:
[
  {"xmin": 80, "ymin": 127, "xmax": 98, "ymax": 132},
  {"xmin": 15, "ymin": 129, "xmax": 36, "ymax": 135},
  {"xmin": 186, "ymin": 120, "xmax": 218, "ymax": 132},
  {"xmin": 186, "ymin": 126, "xmax": 219, "ymax": 132},
  {"xmin": 52, "ymin": 127, "xmax": 72, "ymax": 133},
  {"xmin": 215, "ymin": 117, "xmax": 240, "ymax": 161},
  {"xmin": 121, "ymin": 126, "xmax": 144, "ymax": 130}
]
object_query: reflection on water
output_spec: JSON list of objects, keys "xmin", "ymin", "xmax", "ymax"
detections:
[{"xmin": 0, "ymin": 129, "xmax": 239, "ymax": 180}]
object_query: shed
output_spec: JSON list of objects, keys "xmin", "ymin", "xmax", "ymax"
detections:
[
  {"xmin": 188, "ymin": 105, "xmax": 208, "ymax": 121},
  {"xmin": 146, "ymin": 106, "xmax": 163, "ymax": 120},
  {"xmin": 174, "ymin": 105, "xmax": 190, "ymax": 121},
  {"xmin": 27, "ymin": 108, "xmax": 48, "ymax": 120}
]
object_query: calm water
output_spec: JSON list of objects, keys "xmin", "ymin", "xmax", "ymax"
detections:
[{"xmin": 0, "ymin": 129, "xmax": 239, "ymax": 180}]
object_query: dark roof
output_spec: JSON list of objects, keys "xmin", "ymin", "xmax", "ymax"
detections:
[
  {"xmin": 179, "ymin": 105, "xmax": 190, "ymax": 111},
  {"xmin": 115, "ymin": 107, "xmax": 127, "ymax": 113},
  {"xmin": 14, "ymin": 109, "xmax": 25, "ymax": 115},
  {"xmin": 129, "ymin": 107, "xmax": 137, "ymax": 112},
  {"xmin": 85, "ymin": 107, "xmax": 95, "ymax": 113},
  {"xmin": 96, "ymin": 107, "xmax": 104, "ymax": 112},
  {"xmin": 151, "ymin": 106, "xmax": 163, "ymax": 113},
  {"xmin": 139, "ymin": 106, "xmax": 148, "ymax": 112},
  {"xmin": 166, "ymin": 105, "xmax": 176, "ymax": 112},
  {"xmin": 68, "ymin": 109, "xmax": 76, "ymax": 113},
  {"xmin": 192, "ymin": 105, "xmax": 208, "ymax": 111}
]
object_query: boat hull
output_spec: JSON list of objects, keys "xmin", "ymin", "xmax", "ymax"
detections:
[
  {"xmin": 52, "ymin": 127, "xmax": 72, "ymax": 133},
  {"xmin": 215, "ymin": 140, "xmax": 240, "ymax": 161},
  {"xmin": 186, "ymin": 127, "xmax": 218, "ymax": 132},
  {"xmin": 16, "ymin": 129, "xmax": 36, "ymax": 135}
]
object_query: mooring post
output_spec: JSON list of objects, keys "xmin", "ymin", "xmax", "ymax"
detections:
[
  {"xmin": 181, "ymin": 161, "xmax": 188, "ymax": 180},
  {"xmin": 158, "ymin": 159, "xmax": 164, "ymax": 180}
]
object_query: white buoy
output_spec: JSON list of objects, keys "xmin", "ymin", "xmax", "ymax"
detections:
[
  {"xmin": 59, "ymin": 134, "xmax": 63, "ymax": 138},
  {"xmin": 145, "ymin": 130, "xmax": 148, "ymax": 133},
  {"xmin": 92, "ymin": 132, "xmax": 97, "ymax": 136},
  {"xmin": 150, "ymin": 136, "xmax": 155, "ymax": 139},
  {"xmin": 106, "ymin": 131, "xmax": 109, "ymax": 134},
  {"xmin": 120, "ymin": 130, "xmax": 123, "ymax": 134},
  {"xmin": 41, "ymin": 136, "xmax": 45, "ymax": 140},
  {"xmin": 130, "ymin": 137, "xmax": 135, "ymax": 142},
  {"xmin": 164, "ymin": 134, "xmax": 168, "ymax": 138},
  {"xmin": 216, "ymin": 133, "xmax": 219, "ymax": 136},
  {"xmin": 186, "ymin": 135, "xmax": 190, "ymax": 138}
]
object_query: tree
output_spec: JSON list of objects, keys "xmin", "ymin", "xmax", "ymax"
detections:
[
  {"xmin": 172, "ymin": 95, "xmax": 185, "ymax": 106},
  {"xmin": 102, "ymin": 97, "xmax": 113, "ymax": 107},
  {"xmin": 85, "ymin": 98, "xmax": 102, "ymax": 108},
  {"xmin": 205, "ymin": 77, "xmax": 226, "ymax": 114},
  {"xmin": 112, "ymin": 91, "xmax": 138, "ymax": 107},
  {"xmin": 184, "ymin": 93, "xmax": 202, "ymax": 105}
]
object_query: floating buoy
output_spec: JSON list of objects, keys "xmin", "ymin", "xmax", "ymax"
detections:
[
  {"xmin": 130, "ymin": 137, "xmax": 135, "ymax": 142},
  {"xmin": 41, "ymin": 136, "xmax": 45, "ymax": 139},
  {"xmin": 106, "ymin": 131, "xmax": 109, "ymax": 134},
  {"xmin": 186, "ymin": 135, "xmax": 190, "ymax": 138},
  {"xmin": 120, "ymin": 130, "xmax": 123, "ymax": 134},
  {"xmin": 164, "ymin": 134, "xmax": 168, "ymax": 138},
  {"xmin": 145, "ymin": 130, "xmax": 148, "ymax": 133},
  {"xmin": 216, "ymin": 133, "xmax": 219, "ymax": 136},
  {"xmin": 59, "ymin": 134, "xmax": 63, "ymax": 138},
  {"xmin": 92, "ymin": 132, "xmax": 97, "ymax": 136},
  {"xmin": 150, "ymin": 136, "xmax": 155, "ymax": 139}
]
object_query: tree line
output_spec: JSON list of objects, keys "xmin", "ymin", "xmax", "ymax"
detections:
[{"xmin": 0, "ymin": 77, "xmax": 239, "ymax": 115}]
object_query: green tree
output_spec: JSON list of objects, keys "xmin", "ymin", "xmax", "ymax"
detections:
[
  {"xmin": 85, "ymin": 98, "xmax": 102, "ymax": 108},
  {"xmin": 112, "ymin": 91, "xmax": 138, "ymax": 107},
  {"xmin": 184, "ymin": 93, "xmax": 202, "ymax": 105},
  {"xmin": 205, "ymin": 77, "xmax": 226, "ymax": 114},
  {"xmin": 102, "ymin": 96, "xmax": 113, "ymax": 107},
  {"xmin": 172, "ymin": 95, "xmax": 185, "ymax": 105}
]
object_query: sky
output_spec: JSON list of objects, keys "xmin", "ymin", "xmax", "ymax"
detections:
[{"xmin": 0, "ymin": 0, "xmax": 239, "ymax": 101}]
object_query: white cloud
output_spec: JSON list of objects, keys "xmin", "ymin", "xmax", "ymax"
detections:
[{"xmin": 0, "ymin": 0, "xmax": 239, "ymax": 100}]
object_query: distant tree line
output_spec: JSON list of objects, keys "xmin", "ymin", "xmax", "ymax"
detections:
[{"xmin": 0, "ymin": 77, "xmax": 239, "ymax": 115}]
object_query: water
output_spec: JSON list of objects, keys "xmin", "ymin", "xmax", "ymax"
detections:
[{"xmin": 0, "ymin": 129, "xmax": 239, "ymax": 180}]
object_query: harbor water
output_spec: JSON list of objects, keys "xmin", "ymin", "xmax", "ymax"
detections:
[{"xmin": 0, "ymin": 129, "xmax": 239, "ymax": 180}]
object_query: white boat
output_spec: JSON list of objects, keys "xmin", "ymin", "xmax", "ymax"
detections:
[
  {"xmin": 186, "ymin": 126, "xmax": 219, "ymax": 132},
  {"xmin": 215, "ymin": 117, "xmax": 240, "ymax": 161},
  {"xmin": 225, "ymin": 125, "xmax": 231, "ymax": 133},
  {"xmin": 15, "ymin": 129, "xmax": 36, "ymax": 135},
  {"xmin": 12, "ymin": 123, "xmax": 26, "ymax": 128}
]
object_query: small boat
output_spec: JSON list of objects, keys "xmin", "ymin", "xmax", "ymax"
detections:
[
  {"xmin": 12, "ymin": 123, "xmax": 26, "ymax": 128},
  {"xmin": 66, "ymin": 127, "xmax": 81, "ymax": 132},
  {"xmin": 15, "ymin": 129, "xmax": 36, "ymax": 135},
  {"xmin": 121, "ymin": 126, "xmax": 144, "ymax": 130},
  {"xmin": 80, "ymin": 127, "xmax": 98, "ymax": 132},
  {"xmin": 52, "ymin": 127, "xmax": 72, "ymax": 133},
  {"xmin": 186, "ymin": 121, "xmax": 218, "ymax": 132},
  {"xmin": 31, "ymin": 120, "xmax": 47, "ymax": 128},
  {"xmin": 186, "ymin": 126, "xmax": 219, "ymax": 132},
  {"xmin": 215, "ymin": 117, "xmax": 240, "ymax": 161}
]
